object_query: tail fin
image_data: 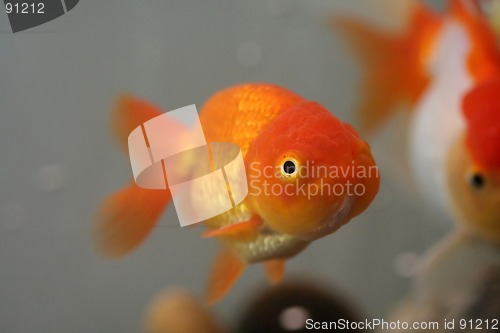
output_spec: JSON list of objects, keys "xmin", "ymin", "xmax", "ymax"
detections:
[
  {"xmin": 450, "ymin": 0, "xmax": 500, "ymax": 81},
  {"xmin": 94, "ymin": 95, "xmax": 171, "ymax": 258},
  {"xmin": 110, "ymin": 94, "xmax": 166, "ymax": 152},
  {"xmin": 333, "ymin": 2, "xmax": 440, "ymax": 133},
  {"xmin": 93, "ymin": 183, "xmax": 171, "ymax": 258}
]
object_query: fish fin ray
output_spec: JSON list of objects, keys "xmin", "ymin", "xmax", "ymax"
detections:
[
  {"xmin": 205, "ymin": 248, "xmax": 245, "ymax": 305},
  {"xmin": 202, "ymin": 216, "xmax": 262, "ymax": 242},
  {"xmin": 93, "ymin": 182, "xmax": 171, "ymax": 258},
  {"xmin": 332, "ymin": 4, "xmax": 439, "ymax": 133},
  {"xmin": 111, "ymin": 94, "xmax": 164, "ymax": 152}
]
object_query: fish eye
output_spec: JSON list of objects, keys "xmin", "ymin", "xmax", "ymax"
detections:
[
  {"xmin": 282, "ymin": 159, "xmax": 297, "ymax": 176},
  {"xmin": 469, "ymin": 172, "xmax": 486, "ymax": 190}
]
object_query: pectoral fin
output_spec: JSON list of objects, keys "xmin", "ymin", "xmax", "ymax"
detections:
[
  {"xmin": 206, "ymin": 248, "xmax": 246, "ymax": 305},
  {"xmin": 201, "ymin": 216, "xmax": 262, "ymax": 242}
]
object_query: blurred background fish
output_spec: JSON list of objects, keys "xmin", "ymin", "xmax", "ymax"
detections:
[
  {"xmin": 143, "ymin": 278, "xmax": 366, "ymax": 333},
  {"xmin": 334, "ymin": 0, "xmax": 500, "ymax": 217},
  {"xmin": 144, "ymin": 288, "xmax": 228, "ymax": 333},
  {"xmin": 334, "ymin": 0, "xmax": 500, "ymax": 329}
]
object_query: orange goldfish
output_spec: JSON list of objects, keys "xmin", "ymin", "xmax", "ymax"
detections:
[
  {"xmin": 335, "ymin": 0, "xmax": 500, "ymax": 242},
  {"xmin": 94, "ymin": 83, "xmax": 379, "ymax": 304}
]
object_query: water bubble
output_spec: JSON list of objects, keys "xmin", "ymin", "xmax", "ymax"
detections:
[{"xmin": 279, "ymin": 305, "xmax": 310, "ymax": 331}]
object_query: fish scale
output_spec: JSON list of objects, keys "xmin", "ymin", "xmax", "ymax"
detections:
[
  {"xmin": 199, "ymin": 84, "xmax": 305, "ymax": 229},
  {"xmin": 199, "ymin": 84, "xmax": 304, "ymax": 155}
]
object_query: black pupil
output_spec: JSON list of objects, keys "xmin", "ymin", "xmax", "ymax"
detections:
[
  {"xmin": 283, "ymin": 160, "xmax": 296, "ymax": 175},
  {"xmin": 470, "ymin": 173, "xmax": 485, "ymax": 189}
]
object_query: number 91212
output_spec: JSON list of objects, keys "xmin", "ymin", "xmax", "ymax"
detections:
[
  {"xmin": 5, "ymin": 2, "xmax": 45, "ymax": 14},
  {"xmin": 460, "ymin": 319, "xmax": 499, "ymax": 330}
]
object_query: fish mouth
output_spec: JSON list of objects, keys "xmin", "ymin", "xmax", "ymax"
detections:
[
  {"xmin": 257, "ymin": 196, "xmax": 353, "ymax": 241},
  {"xmin": 295, "ymin": 196, "xmax": 353, "ymax": 241}
]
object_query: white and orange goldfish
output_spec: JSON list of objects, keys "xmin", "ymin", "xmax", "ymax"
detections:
[
  {"xmin": 335, "ymin": 0, "xmax": 500, "ymax": 241},
  {"xmin": 94, "ymin": 83, "xmax": 380, "ymax": 304},
  {"xmin": 336, "ymin": 0, "xmax": 500, "ymax": 327}
]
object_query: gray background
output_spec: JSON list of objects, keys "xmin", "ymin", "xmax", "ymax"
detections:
[{"xmin": 0, "ymin": 0, "xmax": 447, "ymax": 332}]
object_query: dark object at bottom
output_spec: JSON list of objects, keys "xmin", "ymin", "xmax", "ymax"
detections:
[{"xmin": 236, "ymin": 280, "xmax": 366, "ymax": 333}]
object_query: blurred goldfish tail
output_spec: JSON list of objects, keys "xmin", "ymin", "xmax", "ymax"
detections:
[
  {"xmin": 450, "ymin": 0, "xmax": 500, "ymax": 80},
  {"xmin": 205, "ymin": 248, "xmax": 246, "ymax": 305},
  {"xmin": 94, "ymin": 94, "xmax": 172, "ymax": 258},
  {"xmin": 93, "ymin": 183, "xmax": 171, "ymax": 258},
  {"xmin": 332, "ymin": 1, "xmax": 441, "ymax": 133}
]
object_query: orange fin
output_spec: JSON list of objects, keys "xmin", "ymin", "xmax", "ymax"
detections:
[
  {"xmin": 111, "ymin": 94, "xmax": 164, "ymax": 152},
  {"xmin": 332, "ymin": 3, "xmax": 440, "ymax": 133},
  {"xmin": 93, "ymin": 183, "xmax": 171, "ymax": 258},
  {"xmin": 202, "ymin": 216, "xmax": 262, "ymax": 242},
  {"xmin": 205, "ymin": 248, "xmax": 245, "ymax": 305},
  {"xmin": 450, "ymin": 0, "xmax": 500, "ymax": 81},
  {"xmin": 264, "ymin": 260, "xmax": 285, "ymax": 284}
]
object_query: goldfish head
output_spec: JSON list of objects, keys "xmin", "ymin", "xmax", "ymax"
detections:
[
  {"xmin": 446, "ymin": 79, "xmax": 500, "ymax": 244},
  {"xmin": 245, "ymin": 101, "xmax": 379, "ymax": 239}
]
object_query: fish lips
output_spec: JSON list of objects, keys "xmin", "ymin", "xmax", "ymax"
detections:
[{"xmin": 294, "ymin": 196, "xmax": 353, "ymax": 241}]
